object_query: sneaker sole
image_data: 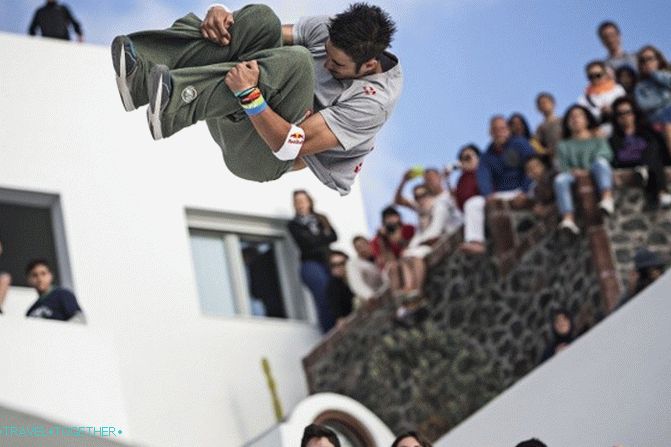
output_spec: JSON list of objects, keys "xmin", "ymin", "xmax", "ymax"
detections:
[
  {"xmin": 112, "ymin": 36, "xmax": 136, "ymax": 112},
  {"xmin": 147, "ymin": 67, "xmax": 168, "ymax": 141}
]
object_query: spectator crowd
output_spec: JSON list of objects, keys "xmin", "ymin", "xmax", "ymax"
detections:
[{"xmin": 288, "ymin": 20, "xmax": 670, "ymax": 333}]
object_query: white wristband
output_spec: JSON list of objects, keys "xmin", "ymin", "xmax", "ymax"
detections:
[
  {"xmin": 274, "ymin": 125, "xmax": 305, "ymax": 161},
  {"xmin": 207, "ymin": 3, "xmax": 232, "ymax": 14}
]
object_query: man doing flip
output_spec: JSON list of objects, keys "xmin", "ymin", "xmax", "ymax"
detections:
[{"xmin": 111, "ymin": 3, "xmax": 403, "ymax": 195}]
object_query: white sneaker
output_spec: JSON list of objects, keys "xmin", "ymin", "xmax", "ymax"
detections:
[
  {"xmin": 558, "ymin": 218, "xmax": 580, "ymax": 235},
  {"xmin": 660, "ymin": 192, "xmax": 671, "ymax": 209},
  {"xmin": 634, "ymin": 166, "xmax": 649, "ymax": 186},
  {"xmin": 599, "ymin": 197, "xmax": 615, "ymax": 216}
]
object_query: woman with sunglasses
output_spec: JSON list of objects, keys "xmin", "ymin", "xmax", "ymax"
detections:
[
  {"xmin": 578, "ymin": 60, "xmax": 626, "ymax": 137},
  {"xmin": 634, "ymin": 45, "xmax": 671, "ymax": 159},
  {"xmin": 609, "ymin": 97, "xmax": 671, "ymax": 208}
]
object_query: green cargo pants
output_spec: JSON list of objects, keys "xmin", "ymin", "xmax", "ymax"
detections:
[{"xmin": 127, "ymin": 4, "xmax": 315, "ymax": 182}]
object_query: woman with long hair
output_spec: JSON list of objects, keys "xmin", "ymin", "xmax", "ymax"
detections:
[
  {"xmin": 391, "ymin": 431, "xmax": 433, "ymax": 447},
  {"xmin": 288, "ymin": 190, "xmax": 338, "ymax": 333}
]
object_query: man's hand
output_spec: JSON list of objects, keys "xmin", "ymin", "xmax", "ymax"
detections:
[
  {"xmin": 201, "ymin": 6, "xmax": 235, "ymax": 46},
  {"xmin": 225, "ymin": 60, "xmax": 260, "ymax": 94}
]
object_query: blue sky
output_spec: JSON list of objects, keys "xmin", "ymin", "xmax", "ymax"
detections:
[{"xmin": 2, "ymin": 0, "xmax": 669, "ymax": 231}]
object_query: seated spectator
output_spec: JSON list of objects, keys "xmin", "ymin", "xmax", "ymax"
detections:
[
  {"xmin": 578, "ymin": 60, "xmax": 626, "ymax": 136},
  {"xmin": 541, "ymin": 308, "xmax": 574, "ymax": 361},
  {"xmin": 615, "ymin": 65, "xmax": 638, "ymax": 96},
  {"xmin": 391, "ymin": 431, "xmax": 433, "ymax": 447},
  {"xmin": 348, "ymin": 236, "xmax": 386, "ymax": 303},
  {"xmin": 301, "ymin": 424, "xmax": 341, "ymax": 447},
  {"xmin": 508, "ymin": 112, "xmax": 545, "ymax": 155},
  {"xmin": 554, "ymin": 105, "xmax": 615, "ymax": 235},
  {"xmin": 597, "ymin": 21, "xmax": 638, "ymax": 73},
  {"xmin": 371, "ymin": 206, "xmax": 415, "ymax": 291},
  {"xmin": 461, "ymin": 116, "xmax": 534, "ymax": 255},
  {"xmin": 25, "ymin": 259, "xmax": 85, "ymax": 323},
  {"xmin": 395, "ymin": 167, "xmax": 463, "ymax": 235},
  {"xmin": 609, "ymin": 97, "xmax": 671, "ymax": 208},
  {"xmin": 622, "ymin": 248, "xmax": 668, "ymax": 303},
  {"xmin": 326, "ymin": 251, "xmax": 354, "ymax": 328},
  {"xmin": 634, "ymin": 45, "xmax": 671, "ymax": 158},
  {"xmin": 288, "ymin": 190, "xmax": 338, "ymax": 333},
  {"xmin": 0, "ymin": 240, "xmax": 11, "ymax": 315},
  {"xmin": 452, "ymin": 144, "xmax": 481, "ymax": 212},
  {"xmin": 28, "ymin": 0, "xmax": 84, "ymax": 42},
  {"xmin": 534, "ymin": 92, "xmax": 563, "ymax": 158},
  {"xmin": 524, "ymin": 155, "xmax": 556, "ymax": 216},
  {"xmin": 515, "ymin": 439, "xmax": 548, "ymax": 447}
]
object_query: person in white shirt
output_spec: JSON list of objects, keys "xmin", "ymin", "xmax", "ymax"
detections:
[
  {"xmin": 578, "ymin": 60, "xmax": 626, "ymax": 137},
  {"xmin": 347, "ymin": 236, "xmax": 386, "ymax": 304}
]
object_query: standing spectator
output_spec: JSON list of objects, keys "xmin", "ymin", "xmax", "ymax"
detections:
[
  {"xmin": 25, "ymin": 259, "xmax": 85, "ymax": 323},
  {"xmin": 242, "ymin": 245, "xmax": 286, "ymax": 318},
  {"xmin": 541, "ymin": 308, "xmax": 574, "ymax": 361},
  {"xmin": 325, "ymin": 250, "xmax": 354, "ymax": 327},
  {"xmin": 28, "ymin": 0, "xmax": 83, "ymax": 42},
  {"xmin": 508, "ymin": 112, "xmax": 545, "ymax": 155},
  {"xmin": 515, "ymin": 439, "xmax": 548, "ymax": 447},
  {"xmin": 0, "ymin": 240, "xmax": 11, "ymax": 315},
  {"xmin": 348, "ymin": 236, "xmax": 386, "ymax": 303},
  {"xmin": 597, "ymin": 21, "xmax": 638, "ymax": 73},
  {"xmin": 395, "ymin": 167, "xmax": 463, "ymax": 235},
  {"xmin": 452, "ymin": 144, "xmax": 481, "ymax": 212},
  {"xmin": 609, "ymin": 97, "xmax": 671, "ymax": 208},
  {"xmin": 615, "ymin": 65, "xmax": 638, "ymax": 97},
  {"xmin": 634, "ymin": 45, "xmax": 671, "ymax": 158},
  {"xmin": 524, "ymin": 155, "xmax": 556, "ymax": 216},
  {"xmin": 391, "ymin": 431, "xmax": 433, "ymax": 447},
  {"xmin": 461, "ymin": 116, "xmax": 534, "ymax": 255},
  {"xmin": 288, "ymin": 190, "xmax": 338, "ymax": 333},
  {"xmin": 554, "ymin": 105, "xmax": 615, "ymax": 235},
  {"xmin": 534, "ymin": 92, "xmax": 563, "ymax": 157},
  {"xmin": 371, "ymin": 206, "xmax": 415, "ymax": 291},
  {"xmin": 301, "ymin": 424, "xmax": 341, "ymax": 447},
  {"xmin": 622, "ymin": 248, "xmax": 668, "ymax": 303},
  {"xmin": 578, "ymin": 60, "xmax": 626, "ymax": 136}
]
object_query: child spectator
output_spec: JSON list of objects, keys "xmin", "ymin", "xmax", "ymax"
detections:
[
  {"xmin": 25, "ymin": 259, "xmax": 85, "ymax": 323},
  {"xmin": 634, "ymin": 45, "xmax": 671, "ymax": 158},
  {"xmin": 541, "ymin": 308, "xmax": 574, "ymax": 362},
  {"xmin": 508, "ymin": 112, "xmax": 545, "ymax": 155},
  {"xmin": 535, "ymin": 92, "xmax": 564, "ymax": 158},
  {"xmin": 524, "ymin": 155, "xmax": 556, "ymax": 216},
  {"xmin": 325, "ymin": 251, "xmax": 354, "ymax": 328},
  {"xmin": 578, "ymin": 60, "xmax": 626, "ymax": 137},
  {"xmin": 348, "ymin": 236, "xmax": 386, "ymax": 303},
  {"xmin": 554, "ymin": 105, "xmax": 615, "ymax": 235},
  {"xmin": 609, "ymin": 96, "xmax": 671, "ymax": 208},
  {"xmin": 288, "ymin": 190, "xmax": 338, "ymax": 333}
]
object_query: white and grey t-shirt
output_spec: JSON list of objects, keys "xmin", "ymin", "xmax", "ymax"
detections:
[{"xmin": 293, "ymin": 15, "xmax": 403, "ymax": 195}]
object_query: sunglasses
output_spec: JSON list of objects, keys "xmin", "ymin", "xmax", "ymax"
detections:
[
  {"xmin": 615, "ymin": 109, "xmax": 633, "ymax": 117},
  {"xmin": 587, "ymin": 72, "xmax": 604, "ymax": 80},
  {"xmin": 640, "ymin": 55, "xmax": 657, "ymax": 63},
  {"xmin": 330, "ymin": 261, "xmax": 346, "ymax": 268},
  {"xmin": 460, "ymin": 154, "xmax": 473, "ymax": 162}
]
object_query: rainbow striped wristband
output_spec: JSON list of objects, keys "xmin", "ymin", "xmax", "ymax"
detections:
[{"xmin": 235, "ymin": 86, "xmax": 267, "ymax": 117}]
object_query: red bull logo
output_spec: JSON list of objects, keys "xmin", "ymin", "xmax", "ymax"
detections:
[
  {"xmin": 363, "ymin": 85, "xmax": 377, "ymax": 96},
  {"xmin": 354, "ymin": 162, "xmax": 363, "ymax": 173}
]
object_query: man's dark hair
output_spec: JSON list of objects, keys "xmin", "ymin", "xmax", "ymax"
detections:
[
  {"xmin": 561, "ymin": 104, "xmax": 599, "ymax": 138},
  {"xmin": 515, "ymin": 438, "xmax": 547, "ymax": 447},
  {"xmin": 381, "ymin": 205, "xmax": 400, "ymax": 220},
  {"xmin": 585, "ymin": 59, "xmax": 607, "ymax": 74},
  {"xmin": 301, "ymin": 423, "xmax": 341, "ymax": 447},
  {"xmin": 329, "ymin": 250, "xmax": 350, "ymax": 261},
  {"xmin": 328, "ymin": 3, "xmax": 396, "ymax": 70},
  {"xmin": 597, "ymin": 20, "xmax": 620, "ymax": 37},
  {"xmin": 392, "ymin": 431, "xmax": 433, "ymax": 447},
  {"xmin": 536, "ymin": 91, "xmax": 555, "ymax": 106},
  {"xmin": 524, "ymin": 154, "xmax": 547, "ymax": 168},
  {"xmin": 458, "ymin": 143, "xmax": 481, "ymax": 159},
  {"xmin": 25, "ymin": 258, "xmax": 51, "ymax": 276},
  {"xmin": 352, "ymin": 235, "xmax": 368, "ymax": 245}
]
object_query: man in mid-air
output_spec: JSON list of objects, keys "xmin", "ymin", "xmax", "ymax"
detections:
[{"xmin": 112, "ymin": 3, "xmax": 403, "ymax": 195}]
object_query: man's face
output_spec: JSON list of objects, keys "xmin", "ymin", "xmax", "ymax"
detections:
[
  {"xmin": 525, "ymin": 158, "xmax": 545, "ymax": 182},
  {"xmin": 306, "ymin": 437, "xmax": 336, "ymax": 447},
  {"xmin": 324, "ymin": 40, "xmax": 367, "ymax": 80},
  {"xmin": 490, "ymin": 118, "xmax": 510, "ymax": 146},
  {"xmin": 537, "ymin": 96, "xmax": 555, "ymax": 116},
  {"xmin": 354, "ymin": 239, "xmax": 373, "ymax": 259},
  {"xmin": 599, "ymin": 25, "xmax": 621, "ymax": 52},
  {"xmin": 329, "ymin": 254, "xmax": 348, "ymax": 279},
  {"xmin": 554, "ymin": 313, "xmax": 571, "ymax": 336},
  {"xmin": 423, "ymin": 170, "xmax": 443, "ymax": 194},
  {"xmin": 382, "ymin": 214, "xmax": 401, "ymax": 231},
  {"xmin": 27, "ymin": 264, "xmax": 53, "ymax": 294}
]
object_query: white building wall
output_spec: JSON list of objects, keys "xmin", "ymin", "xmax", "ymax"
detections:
[
  {"xmin": 0, "ymin": 33, "xmax": 370, "ymax": 447},
  {"xmin": 436, "ymin": 271, "xmax": 671, "ymax": 447}
]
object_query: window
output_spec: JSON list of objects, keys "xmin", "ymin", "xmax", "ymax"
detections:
[
  {"xmin": 0, "ymin": 187, "xmax": 72, "ymax": 288},
  {"xmin": 187, "ymin": 209, "xmax": 309, "ymax": 321}
]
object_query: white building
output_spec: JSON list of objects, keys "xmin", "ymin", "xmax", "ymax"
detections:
[{"xmin": 0, "ymin": 32, "xmax": 385, "ymax": 447}]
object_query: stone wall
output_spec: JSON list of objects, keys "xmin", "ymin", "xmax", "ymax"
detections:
[{"xmin": 303, "ymin": 169, "xmax": 671, "ymax": 441}]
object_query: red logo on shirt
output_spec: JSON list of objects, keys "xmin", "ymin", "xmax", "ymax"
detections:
[
  {"xmin": 354, "ymin": 162, "xmax": 363, "ymax": 173},
  {"xmin": 363, "ymin": 86, "xmax": 376, "ymax": 96}
]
